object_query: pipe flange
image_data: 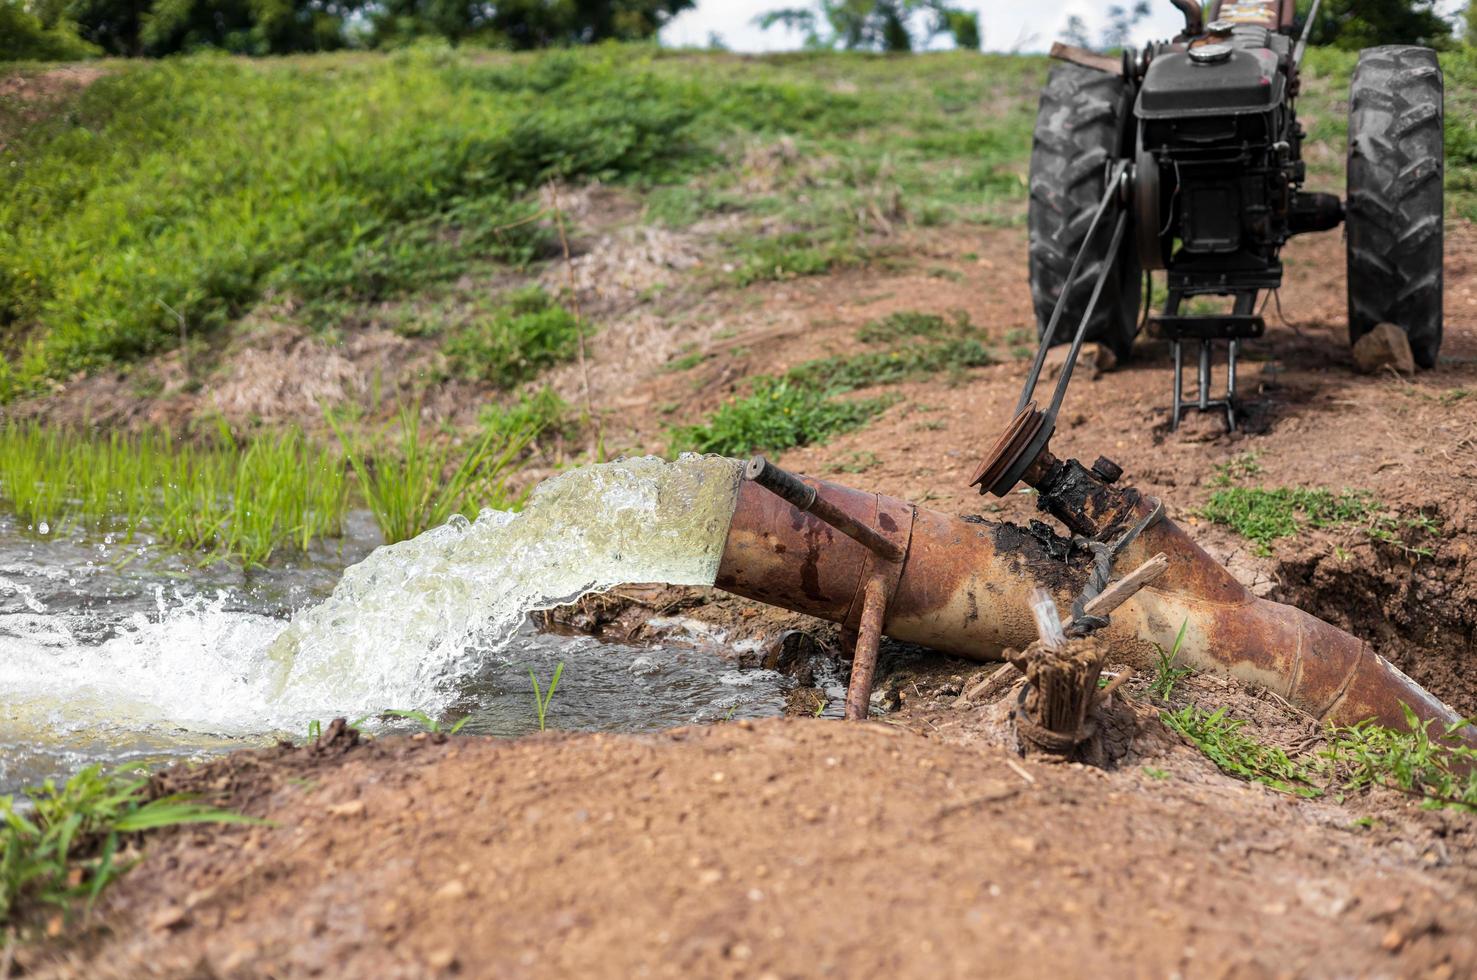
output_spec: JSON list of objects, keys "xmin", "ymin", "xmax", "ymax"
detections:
[{"xmin": 970, "ymin": 403, "xmax": 1053, "ymax": 498}]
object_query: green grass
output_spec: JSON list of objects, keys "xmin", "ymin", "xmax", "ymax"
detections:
[
  {"xmin": 1326, "ymin": 706, "xmax": 1477, "ymax": 812},
  {"xmin": 668, "ymin": 309, "xmax": 997, "ymax": 456},
  {"xmin": 1163, "ymin": 700, "xmax": 1477, "ymax": 811},
  {"xmin": 1200, "ymin": 487, "xmax": 1378, "ymax": 554},
  {"xmin": 1, "ymin": 765, "xmax": 260, "ymax": 928},
  {"xmin": 444, "ymin": 287, "xmax": 585, "ymax": 388},
  {"xmin": 669, "ymin": 377, "xmax": 895, "ymax": 457},
  {"xmin": 787, "ymin": 338, "xmax": 995, "ymax": 391},
  {"xmin": 480, "ymin": 386, "xmax": 572, "ymax": 444},
  {"xmin": 330, "ymin": 404, "xmax": 533, "ymax": 545},
  {"xmin": 0, "ymin": 421, "xmax": 349, "ymax": 565},
  {"xmin": 855, "ymin": 310, "xmax": 971, "ymax": 343},
  {"xmin": 1162, "ymin": 705, "xmax": 1324, "ymax": 798},
  {"xmin": 0, "ymin": 46, "xmax": 868, "ymax": 399}
]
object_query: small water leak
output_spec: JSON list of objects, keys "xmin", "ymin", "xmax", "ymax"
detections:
[{"xmin": 0, "ymin": 455, "xmax": 783, "ymax": 793}]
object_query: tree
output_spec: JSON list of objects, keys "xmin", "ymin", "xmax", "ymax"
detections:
[
  {"xmin": 1302, "ymin": 0, "xmax": 1452, "ymax": 50},
  {"xmin": 372, "ymin": 0, "xmax": 694, "ymax": 49},
  {"xmin": 1058, "ymin": 14, "xmax": 1089, "ymax": 48},
  {"xmin": 31, "ymin": 0, "xmax": 358, "ymax": 54},
  {"xmin": 1099, "ymin": 1, "xmax": 1149, "ymax": 50},
  {"xmin": 29, "ymin": 0, "xmax": 152, "ymax": 56},
  {"xmin": 757, "ymin": 1, "xmax": 981, "ymax": 52},
  {"xmin": 0, "ymin": 0, "xmax": 100, "ymax": 60}
]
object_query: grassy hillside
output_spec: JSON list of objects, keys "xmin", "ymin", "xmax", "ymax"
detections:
[
  {"xmin": 4, "ymin": 45, "xmax": 1474, "ymax": 404},
  {"xmin": 0, "ymin": 46, "xmax": 1046, "ymax": 400}
]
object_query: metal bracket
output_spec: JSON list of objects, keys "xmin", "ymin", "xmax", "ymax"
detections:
[
  {"xmin": 1155, "ymin": 290, "xmax": 1259, "ymax": 432},
  {"xmin": 743, "ymin": 456, "xmax": 913, "ymax": 720}
]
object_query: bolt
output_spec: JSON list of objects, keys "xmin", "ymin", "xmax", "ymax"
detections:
[{"xmin": 1090, "ymin": 456, "xmax": 1123, "ymax": 484}]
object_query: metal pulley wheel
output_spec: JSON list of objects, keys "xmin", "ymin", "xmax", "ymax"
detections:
[{"xmin": 1134, "ymin": 143, "xmax": 1167, "ymax": 271}]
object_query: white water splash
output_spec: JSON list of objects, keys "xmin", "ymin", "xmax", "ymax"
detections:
[{"xmin": 0, "ymin": 455, "xmax": 742, "ymax": 738}]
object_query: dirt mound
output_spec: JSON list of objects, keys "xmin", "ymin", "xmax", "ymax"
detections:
[
  {"xmin": 24, "ymin": 715, "xmax": 1477, "ymax": 980},
  {"xmin": 1273, "ymin": 500, "xmax": 1477, "ymax": 717}
]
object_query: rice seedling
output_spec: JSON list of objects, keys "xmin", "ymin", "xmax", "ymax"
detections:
[
  {"xmin": 530, "ymin": 662, "xmax": 564, "ymax": 732},
  {"xmin": 1, "ymin": 765, "xmax": 260, "ymax": 927},
  {"xmin": 0, "ymin": 422, "xmax": 348, "ymax": 565},
  {"xmin": 329, "ymin": 404, "xmax": 535, "ymax": 545}
]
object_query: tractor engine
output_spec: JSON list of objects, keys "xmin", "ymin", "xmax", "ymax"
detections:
[
  {"xmin": 1024, "ymin": 0, "xmax": 1443, "ymax": 432},
  {"xmin": 1135, "ymin": 22, "xmax": 1342, "ymax": 293}
]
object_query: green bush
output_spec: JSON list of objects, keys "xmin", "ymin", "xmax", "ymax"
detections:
[
  {"xmin": 445, "ymin": 288, "xmax": 584, "ymax": 388},
  {"xmin": 669, "ymin": 378, "xmax": 892, "ymax": 457},
  {"xmin": 0, "ymin": 2, "xmax": 99, "ymax": 61}
]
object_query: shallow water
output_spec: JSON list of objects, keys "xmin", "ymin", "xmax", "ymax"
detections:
[{"xmin": 0, "ymin": 456, "xmax": 799, "ymax": 795}]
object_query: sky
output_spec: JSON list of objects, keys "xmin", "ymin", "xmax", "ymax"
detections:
[
  {"xmin": 659, "ymin": 2, "xmax": 1191, "ymax": 54},
  {"xmin": 660, "ymin": 1, "xmax": 1470, "ymax": 53}
]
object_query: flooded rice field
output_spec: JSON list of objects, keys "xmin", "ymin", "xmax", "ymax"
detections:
[{"xmin": 0, "ymin": 456, "xmax": 798, "ymax": 794}]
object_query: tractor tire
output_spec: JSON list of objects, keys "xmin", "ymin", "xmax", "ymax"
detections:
[
  {"xmin": 1027, "ymin": 63, "xmax": 1141, "ymax": 360},
  {"xmin": 1346, "ymin": 45, "xmax": 1444, "ymax": 369}
]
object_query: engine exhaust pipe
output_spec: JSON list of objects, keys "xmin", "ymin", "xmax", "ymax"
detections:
[{"xmin": 715, "ymin": 455, "xmax": 1473, "ymax": 745}]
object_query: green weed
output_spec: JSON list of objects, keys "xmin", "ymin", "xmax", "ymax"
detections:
[
  {"xmin": 855, "ymin": 310, "xmax": 973, "ymax": 344},
  {"xmin": 728, "ymin": 230, "xmax": 864, "ymax": 286},
  {"xmin": 1325, "ymin": 706, "xmax": 1477, "ymax": 811},
  {"xmin": 530, "ymin": 662, "xmax": 564, "ymax": 732},
  {"xmin": 1162, "ymin": 705, "xmax": 1322, "ymax": 798},
  {"xmin": 830, "ymin": 450, "xmax": 881, "ymax": 474},
  {"xmin": 662, "ymin": 349, "xmax": 710, "ymax": 373},
  {"xmin": 787, "ymin": 338, "xmax": 995, "ymax": 391},
  {"xmin": 1207, "ymin": 451, "xmax": 1264, "ymax": 487},
  {"xmin": 669, "ymin": 378, "xmax": 895, "ymax": 457},
  {"xmin": 480, "ymin": 386, "xmax": 572, "ymax": 444},
  {"xmin": 444, "ymin": 287, "xmax": 585, "ymax": 389},
  {"xmin": 1166, "ymin": 699, "xmax": 1477, "ymax": 812},
  {"xmin": 1149, "ymin": 620, "xmax": 1192, "ymax": 702},
  {"xmin": 381, "ymin": 709, "xmax": 471, "ymax": 736},
  {"xmin": 1, "ymin": 765, "xmax": 260, "ymax": 927},
  {"xmin": 1200, "ymin": 487, "xmax": 1378, "ymax": 554}
]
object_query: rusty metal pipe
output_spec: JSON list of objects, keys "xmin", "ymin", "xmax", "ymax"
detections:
[
  {"xmin": 715, "ymin": 466, "xmax": 1474, "ymax": 745},
  {"xmin": 1171, "ymin": 0, "xmax": 1204, "ymax": 36},
  {"xmin": 845, "ymin": 576, "xmax": 888, "ymax": 720},
  {"xmin": 745, "ymin": 455, "xmax": 904, "ymax": 562}
]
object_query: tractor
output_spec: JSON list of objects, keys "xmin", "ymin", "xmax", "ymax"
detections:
[{"xmin": 1022, "ymin": 0, "xmax": 1444, "ymax": 431}]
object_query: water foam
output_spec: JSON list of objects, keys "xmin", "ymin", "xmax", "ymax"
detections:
[{"xmin": 0, "ymin": 455, "xmax": 742, "ymax": 737}]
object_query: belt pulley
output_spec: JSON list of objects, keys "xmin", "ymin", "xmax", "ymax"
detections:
[{"xmin": 971, "ymin": 160, "xmax": 1133, "ymax": 498}]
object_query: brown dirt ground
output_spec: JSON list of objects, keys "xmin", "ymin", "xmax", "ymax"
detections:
[{"xmin": 9, "ymin": 191, "xmax": 1477, "ymax": 973}]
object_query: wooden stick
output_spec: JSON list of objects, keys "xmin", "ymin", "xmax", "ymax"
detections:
[{"xmin": 1066, "ymin": 552, "xmax": 1168, "ymax": 629}]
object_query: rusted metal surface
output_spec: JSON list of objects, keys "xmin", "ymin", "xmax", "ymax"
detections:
[
  {"xmin": 716, "ymin": 464, "xmax": 1476, "ymax": 746},
  {"xmin": 745, "ymin": 456, "xmax": 905, "ymax": 562},
  {"xmin": 845, "ymin": 576, "xmax": 888, "ymax": 721}
]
